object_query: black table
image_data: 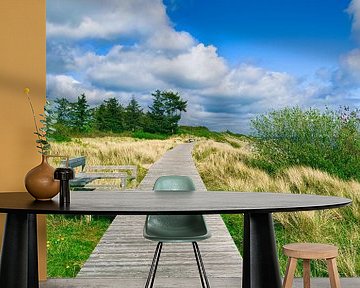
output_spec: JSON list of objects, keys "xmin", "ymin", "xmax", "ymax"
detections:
[{"xmin": 0, "ymin": 191, "xmax": 351, "ymax": 288}]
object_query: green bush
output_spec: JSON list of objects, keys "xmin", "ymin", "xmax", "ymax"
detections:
[
  {"xmin": 251, "ymin": 107, "xmax": 360, "ymax": 180},
  {"xmin": 51, "ymin": 123, "xmax": 72, "ymax": 142},
  {"xmin": 132, "ymin": 130, "xmax": 169, "ymax": 140},
  {"xmin": 177, "ymin": 126, "xmax": 227, "ymax": 141}
]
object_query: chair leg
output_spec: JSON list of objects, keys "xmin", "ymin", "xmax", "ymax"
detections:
[
  {"xmin": 327, "ymin": 258, "xmax": 341, "ymax": 288},
  {"xmin": 192, "ymin": 242, "xmax": 210, "ymax": 288},
  {"xmin": 145, "ymin": 242, "xmax": 163, "ymax": 288},
  {"xmin": 282, "ymin": 257, "xmax": 297, "ymax": 288},
  {"xmin": 303, "ymin": 259, "xmax": 311, "ymax": 288}
]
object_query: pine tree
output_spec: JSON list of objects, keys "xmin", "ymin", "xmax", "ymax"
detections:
[
  {"xmin": 94, "ymin": 98, "xmax": 124, "ymax": 133},
  {"xmin": 94, "ymin": 103, "xmax": 107, "ymax": 131},
  {"xmin": 125, "ymin": 97, "xmax": 144, "ymax": 131},
  {"xmin": 71, "ymin": 93, "xmax": 91, "ymax": 133},
  {"xmin": 54, "ymin": 98, "xmax": 72, "ymax": 126},
  {"xmin": 146, "ymin": 90, "xmax": 187, "ymax": 134}
]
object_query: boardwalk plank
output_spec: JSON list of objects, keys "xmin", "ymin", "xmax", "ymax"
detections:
[{"xmin": 77, "ymin": 143, "xmax": 242, "ymax": 286}]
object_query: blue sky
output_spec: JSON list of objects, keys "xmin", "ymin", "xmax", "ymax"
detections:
[
  {"xmin": 46, "ymin": 0, "xmax": 360, "ymax": 133},
  {"xmin": 165, "ymin": 0, "xmax": 353, "ymax": 74}
]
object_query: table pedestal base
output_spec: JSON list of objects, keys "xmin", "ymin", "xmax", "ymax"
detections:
[
  {"xmin": 242, "ymin": 213, "xmax": 282, "ymax": 288},
  {"xmin": 0, "ymin": 213, "xmax": 39, "ymax": 288}
]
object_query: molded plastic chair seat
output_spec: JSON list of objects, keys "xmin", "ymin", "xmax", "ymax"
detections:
[
  {"xmin": 144, "ymin": 214, "xmax": 211, "ymax": 242},
  {"xmin": 150, "ymin": 175, "xmax": 196, "ymax": 191},
  {"xmin": 143, "ymin": 175, "xmax": 211, "ymax": 288}
]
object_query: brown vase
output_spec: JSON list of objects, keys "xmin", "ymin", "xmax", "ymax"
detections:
[{"xmin": 25, "ymin": 155, "xmax": 60, "ymax": 201}]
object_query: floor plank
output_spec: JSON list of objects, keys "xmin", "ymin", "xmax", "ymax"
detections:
[{"xmin": 42, "ymin": 278, "xmax": 360, "ymax": 288}]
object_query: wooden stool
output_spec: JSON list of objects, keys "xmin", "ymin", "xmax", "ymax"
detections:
[{"xmin": 282, "ymin": 243, "xmax": 341, "ymax": 288}]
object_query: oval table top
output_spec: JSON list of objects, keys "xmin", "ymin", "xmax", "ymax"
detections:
[{"xmin": 0, "ymin": 191, "xmax": 351, "ymax": 215}]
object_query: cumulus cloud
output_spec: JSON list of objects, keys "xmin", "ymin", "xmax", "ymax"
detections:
[
  {"xmin": 47, "ymin": 0, "xmax": 195, "ymax": 52},
  {"xmin": 47, "ymin": 0, "xmax": 160, "ymax": 39},
  {"xmin": 83, "ymin": 47, "xmax": 168, "ymax": 92},
  {"xmin": 45, "ymin": 0, "xmax": 313, "ymax": 132},
  {"xmin": 203, "ymin": 65, "xmax": 297, "ymax": 102},
  {"xmin": 46, "ymin": 0, "xmax": 360, "ymax": 132},
  {"xmin": 70, "ymin": 43, "xmax": 228, "ymax": 92},
  {"xmin": 347, "ymin": 0, "xmax": 360, "ymax": 37},
  {"xmin": 46, "ymin": 74, "xmax": 139, "ymax": 105},
  {"xmin": 333, "ymin": 48, "xmax": 360, "ymax": 86},
  {"xmin": 156, "ymin": 44, "xmax": 228, "ymax": 88},
  {"xmin": 146, "ymin": 28, "xmax": 195, "ymax": 52}
]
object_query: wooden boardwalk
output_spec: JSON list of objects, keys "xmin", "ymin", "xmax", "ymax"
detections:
[{"xmin": 76, "ymin": 143, "xmax": 242, "ymax": 287}]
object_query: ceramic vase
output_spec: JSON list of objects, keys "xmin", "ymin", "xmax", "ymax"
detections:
[{"xmin": 25, "ymin": 155, "xmax": 60, "ymax": 201}]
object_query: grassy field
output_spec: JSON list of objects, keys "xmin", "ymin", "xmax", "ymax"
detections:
[
  {"xmin": 47, "ymin": 137, "xmax": 179, "ymax": 277},
  {"xmin": 193, "ymin": 139, "xmax": 360, "ymax": 277},
  {"xmin": 49, "ymin": 137, "xmax": 179, "ymax": 187},
  {"xmin": 47, "ymin": 215, "xmax": 113, "ymax": 277},
  {"xmin": 47, "ymin": 133, "xmax": 359, "ymax": 277}
]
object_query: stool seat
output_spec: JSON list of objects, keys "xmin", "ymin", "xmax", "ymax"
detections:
[
  {"xmin": 283, "ymin": 243, "xmax": 338, "ymax": 260},
  {"xmin": 282, "ymin": 243, "xmax": 341, "ymax": 288}
]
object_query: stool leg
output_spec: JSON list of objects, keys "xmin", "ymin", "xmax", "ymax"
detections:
[
  {"xmin": 326, "ymin": 258, "xmax": 341, "ymax": 288},
  {"xmin": 282, "ymin": 257, "xmax": 297, "ymax": 288},
  {"xmin": 303, "ymin": 259, "xmax": 311, "ymax": 288}
]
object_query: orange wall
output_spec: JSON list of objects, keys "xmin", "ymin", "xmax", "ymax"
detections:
[{"xmin": 0, "ymin": 0, "xmax": 47, "ymax": 280}]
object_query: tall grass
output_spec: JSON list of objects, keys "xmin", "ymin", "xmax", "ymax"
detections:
[
  {"xmin": 50, "ymin": 137, "xmax": 177, "ymax": 166},
  {"xmin": 193, "ymin": 139, "xmax": 360, "ymax": 277},
  {"xmin": 50, "ymin": 137, "xmax": 178, "ymax": 187},
  {"xmin": 47, "ymin": 136, "xmax": 178, "ymax": 277}
]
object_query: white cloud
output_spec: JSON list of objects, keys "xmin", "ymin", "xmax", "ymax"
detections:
[
  {"xmin": 46, "ymin": 74, "xmax": 138, "ymax": 105},
  {"xmin": 47, "ymin": 0, "xmax": 161, "ymax": 39},
  {"xmin": 47, "ymin": 0, "xmax": 195, "ymax": 52},
  {"xmin": 47, "ymin": 75, "xmax": 82, "ymax": 101},
  {"xmin": 201, "ymin": 64, "xmax": 299, "ymax": 106},
  {"xmin": 347, "ymin": 0, "xmax": 360, "ymax": 37},
  {"xmin": 72, "ymin": 43, "xmax": 227, "ymax": 92},
  {"xmin": 46, "ymin": 0, "xmax": 360, "ymax": 133},
  {"xmin": 334, "ymin": 48, "xmax": 360, "ymax": 86},
  {"xmin": 82, "ymin": 47, "xmax": 168, "ymax": 92},
  {"xmin": 146, "ymin": 28, "xmax": 195, "ymax": 51},
  {"xmin": 154, "ymin": 44, "xmax": 228, "ymax": 88}
]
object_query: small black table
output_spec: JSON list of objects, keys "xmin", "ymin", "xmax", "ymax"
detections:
[{"xmin": 0, "ymin": 191, "xmax": 351, "ymax": 288}]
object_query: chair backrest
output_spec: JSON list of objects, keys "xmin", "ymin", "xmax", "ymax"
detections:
[{"xmin": 153, "ymin": 175, "xmax": 196, "ymax": 191}]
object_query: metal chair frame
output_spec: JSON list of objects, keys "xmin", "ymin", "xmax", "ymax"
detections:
[{"xmin": 144, "ymin": 175, "xmax": 211, "ymax": 288}]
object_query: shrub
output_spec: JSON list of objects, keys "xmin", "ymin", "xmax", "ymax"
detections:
[
  {"xmin": 177, "ymin": 126, "xmax": 228, "ymax": 142},
  {"xmin": 194, "ymin": 140, "xmax": 360, "ymax": 276},
  {"xmin": 132, "ymin": 131, "xmax": 169, "ymax": 140},
  {"xmin": 251, "ymin": 107, "xmax": 360, "ymax": 181},
  {"xmin": 51, "ymin": 123, "xmax": 72, "ymax": 142}
]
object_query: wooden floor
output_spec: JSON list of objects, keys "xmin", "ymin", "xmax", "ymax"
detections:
[
  {"xmin": 41, "ymin": 278, "xmax": 360, "ymax": 288},
  {"xmin": 76, "ymin": 143, "xmax": 242, "ymax": 287}
]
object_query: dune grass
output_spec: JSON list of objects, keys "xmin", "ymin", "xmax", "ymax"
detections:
[
  {"xmin": 193, "ymin": 139, "xmax": 360, "ymax": 277},
  {"xmin": 47, "ymin": 134, "xmax": 359, "ymax": 277},
  {"xmin": 49, "ymin": 137, "xmax": 179, "ymax": 188},
  {"xmin": 46, "ymin": 137, "xmax": 179, "ymax": 277}
]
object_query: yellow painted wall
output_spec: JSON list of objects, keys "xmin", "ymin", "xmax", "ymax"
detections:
[{"xmin": 0, "ymin": 0, "xmax": 47, "ymax": 280}]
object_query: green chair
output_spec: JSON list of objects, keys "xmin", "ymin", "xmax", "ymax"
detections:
[{"xmin": 144, "ymin": 175, "xmax": 211, "ymax": 288}]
